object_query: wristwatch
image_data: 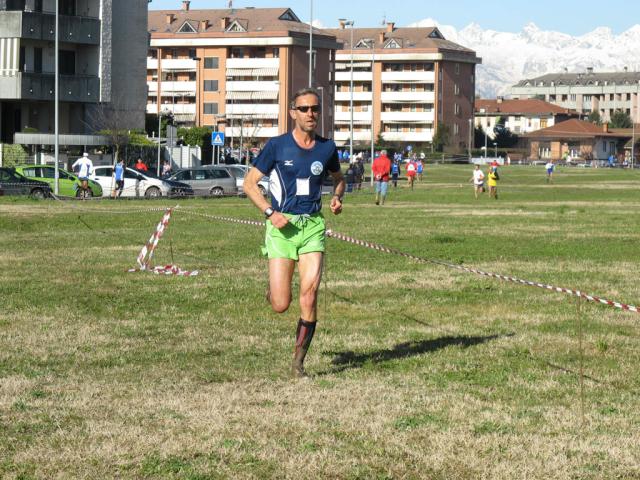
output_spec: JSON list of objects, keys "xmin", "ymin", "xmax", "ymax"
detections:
[{"xmin": 264, "ymin": 207, "xmax": 274, "ymax": 218}]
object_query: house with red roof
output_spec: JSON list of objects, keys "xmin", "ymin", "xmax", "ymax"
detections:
[{"xmin": 521, "ymin": 119, "xmax": 630, "ymax": 162}]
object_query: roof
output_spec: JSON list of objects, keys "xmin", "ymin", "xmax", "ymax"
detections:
[
  {"xmin": 514, "ymin": 71, "xmax": 640, "ymax": 88},
  {"xmin": 475, "ymin": 98, "xmax": 573, "ymax": 116},
  {"xmin": 149, "ymin": 7, "xmax": 333, "ymax": 39},
  {"xmin": 522, "ymin": 119, "xmax": 627, "ymax": 139},
  {"xmin": 324, "ymin": 25, "xmax": 478, "ymax": 58}
]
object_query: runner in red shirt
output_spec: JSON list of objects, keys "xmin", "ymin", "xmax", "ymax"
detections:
[{"xmin": 405, "ymin": 158, "xmax": 417, "ymax": 190}]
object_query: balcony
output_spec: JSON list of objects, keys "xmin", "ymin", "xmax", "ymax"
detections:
[
  {"xmin": 334, "ymin": 111, "xmax": 372, "ymax": 122},
  {"xmin": 226, "ymin": 80, "xmax": 279, "ymax": 92},
  {"xmin": 333, "ymin": 131, "xmax": 373, "ymax": 142},
  {"xmin": 380, "ymin": 111, "xmax": 434, "ymax": 122},
  {"xmin": 225, "ymin": 126, "xmax": 279, "ymax": 138},
  {"xmin": 335, "ymin": 71, "xmax": 373, "ymax": 82},
  {"xmin": 0, "ymin": 72, "xmax": 99, "ymax": 102},
  {"xmin": 226, "ymin": 103, "xmax": 279, "ymax": 117},
  {"xmin": 382, "ymin": 131, "xmax": 433, "ymax": 142},
  {"xmin": 0, "ymin": 11, "xmax": 100, "ymax": 45},
  {"xmin": 147, "ymin": 58, "xmax": 158, "ymax": 70},
  {"xmin": 157, "ymin": 81, "xmax": 196, "ymax": 94},
  {"xmin": 226, "ymin": 57, "xmax": 279, "ymax": 70},
  {"xmin": 334, "ymin": 91, "xmax": 373, "ymax": 102},
  {"xmin": 381, "ymin": 71, "xmax": 435, "ymax": 83},
  {"xmin": 160, "ymin": 58, "xmax": 197, "ymax": 71},
  {"xmin": 381, "ymin": 91, "xmax": 435, "ymax": 103}
]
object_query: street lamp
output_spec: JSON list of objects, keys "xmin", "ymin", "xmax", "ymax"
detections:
[
  {"xmin": 54, "ymin": 0, "xmax": 59, "ymax": 194},
  {"xmin": 308, "ymin": 0, "xmax": 313, "ymax": 87},
  {"xmin": 317, "ymin": 86, "xmax": 325, "ymax": 136},
  {"xmin": 157, "ymin": 107, "xmax": 171, "ymax": 176},
  {"xmin": 191, "ymin": 56, "xmax": 201, "ymax": 126},
  {"xmin": 338, "ymin": 18, "xmax": 354, "ymax": 163},
  {"xmin": 468, "ymin": 118, "xmax": 473, "ymax": 159},
  {"xmin": 370, "ymin": 39, "xmax": 375, "ymax": 187}
]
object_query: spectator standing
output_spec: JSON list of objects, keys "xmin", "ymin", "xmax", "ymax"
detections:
[
  {"xmin": 161, "ymin": 160, "xmax": 172, "ymax": 177},
  {"xmin": 112, "ymin": 158, "xmax": 125, "ymax": 198},
  {"xmin": 345, "ymin": 162, "xmax": 355, "ymax": 193},
  {"xmin": 372, "ymin": 149, "xmax": 391, "ymax": 205},
  {"xmin": 134, "ymin": 158, "xmax": 148, "ymax": 172},
  {"xmin": 72, "ymin": 152, "xmax": 93, "ymax": 199}
]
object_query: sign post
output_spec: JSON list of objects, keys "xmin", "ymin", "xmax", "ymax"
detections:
[{"xmin": 211, "ymin": 132, "xmax": 225, "ymax": 165}]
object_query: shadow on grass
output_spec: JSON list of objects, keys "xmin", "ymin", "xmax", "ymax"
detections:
[{"xmin": 321, "ymin": 333, "xmax": 511, "ymax": 375}]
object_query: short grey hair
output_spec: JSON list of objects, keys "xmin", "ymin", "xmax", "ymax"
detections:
[
  {"xmin": 381, "ymin": 149, "xmax": 387, "ymax": 155},
  {"xmin": 289, "ymin": 88, "xmax": 320, "ymax": 109}
]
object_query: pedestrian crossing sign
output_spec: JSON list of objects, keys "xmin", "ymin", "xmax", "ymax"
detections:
[{"xmin": 211, "ymin": 132, "xmax": 225, "ymax": 146}]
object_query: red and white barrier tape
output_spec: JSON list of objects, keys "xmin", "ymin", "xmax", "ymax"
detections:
[
  {"xmin": 324, "ymin": 229, "xmax": 639, "ymax": 314},
  {"xmin": 178, "ymin": 209, "xmax": 639, "ymax": 314},
  {"xmin": 129, "ymin": 207, "xmax": 198, "ymax": 276}
]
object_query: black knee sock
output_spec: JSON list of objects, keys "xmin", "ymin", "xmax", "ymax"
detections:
[{"xmin": 294, "ymin": 318, "xmax": 316, "ymax": 361}]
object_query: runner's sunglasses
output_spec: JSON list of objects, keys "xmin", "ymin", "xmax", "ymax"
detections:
[{"xmin": 293, "ymin": 105, "xmax": 321, "ymax": 113}]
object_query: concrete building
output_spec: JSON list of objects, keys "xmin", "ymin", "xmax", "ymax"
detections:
[
  {"xmin": 324, "ymin": 22, "xmax": 480, "ymax": 153},
  {"xmin": 147, "ymin": 2, "xmax": 340, "ymax": 148},
  {"xmin": 0, "ymin": 0, "xmax": 148, "ymax": 146},
  {"xmin": 511, "ymin": 69, "xmax": 640, "ymax": 124},
  {"xmin": 475, "ymin": 98, "xmax": 576, "ymax": 139}
]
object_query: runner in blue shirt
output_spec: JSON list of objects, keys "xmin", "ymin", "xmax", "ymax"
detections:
[
  {"xmin": 113, "ymin": 159, "xmax": 124, "ymax": 198},
  {"xmin": 244, "ymin": 88, "xmax": 346, "ymax": 378}
]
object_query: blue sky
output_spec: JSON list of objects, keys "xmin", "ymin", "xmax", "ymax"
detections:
[{"xmin": 150, "ymin": 0, "xmax": 640, "ymax": 36}]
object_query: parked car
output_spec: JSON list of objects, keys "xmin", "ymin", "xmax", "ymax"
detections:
[
  {"xmin": 225, "ymin": 164, "xmax": 270, "ymax": 196},
  {"xmin": 167, "ymin": 166, "xmax": 237, "ymax": 196},
  {"xmin": 0, "ymin": 167, "xmax": 51, "ymax": 198},
  {"xmin": 90, "ymin": 166, "xmax": 193, "ymax": 198},
  {"xmin": 15, "ymin": 164, "xmax": 103, "ymax": 198}
]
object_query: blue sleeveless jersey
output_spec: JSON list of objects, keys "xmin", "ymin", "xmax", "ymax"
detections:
[{"xmin": 253, "ymin": 133, "xmax": 340, "ymax": 215}]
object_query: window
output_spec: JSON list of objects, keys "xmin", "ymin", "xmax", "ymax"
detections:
[
  {"xmin": 570, "ymin": 94, "xmax": 576, "ymax": 101},
  {"xmin": 204, "ymin": 80, "xmax": 218, "ymax": 92},
  {"xmin": 204, "ymin": 57, "xmax": 219, "ymax": 69},
  {"xmin": 58, "ymin": 0, "xmax": 75, "ymax": 15},
  {"xmin": 175, "ymin": 171, "xmax": 191, "ymax": 181},
  {"xmin": 34, "ymin": 47, "xmax": 42, "ymax": 73},
  {"xmin": 272, "ymin": 48, "xmax": 279, "ymax": 58},
  {"xmin": 188, "ymin": 49, "xmax": 196, "ymax": 58},
  {"xmin": 454, "ymin": 83, "xmax": 460, "ymax": 95},
  {"xmin": 455, "ymin": 63, "xmax": 460, "ymax": 75},
  {"xmin": 584, "ymin": 95, "xmax": 592, "ymax": 102},
  {"xmin": 59, "ymin": 50, "xmax": 75, "ymax": 75},
  {"xmin": 204, "ymin": 103, "xmax": 218, "ymax": 115},
  {"xmin": 178, "ymin": 22, "xmax": 197, "ymax": 33}
]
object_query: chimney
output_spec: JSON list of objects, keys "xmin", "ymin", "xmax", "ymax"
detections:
[
  {"xmin": 624, "ymin": 66, "xmax": 629, "ymax": 72},
  {"xmin": 182, "ymin": 0, "xmax": 190, "ymax": 11},
  {"xmin": 220, "ymin": 17, "xmax": 230, "ymax": 29},
  {"xmin": 386, "ymin": 22, "xmax": 395, "ymax": 33},
  {"xmin": 586, "ymin": 66, "xmax": 593, "ymax": 75},
  {"xmin": 166, "ymin": 13, "xmax": 176, "ymax": 24},
  {"xmin": 603, "ymin": 122, "xmax": 609, "ymax": 133},
  {"xmin": 497, "ymin": 96, "xmax": 503, "ymax": 104},
  {"xmin": 378, "ymin": 31, "xmax": 385, "ymax": 44},
  {"xmin": 339, "ymin": 20, "xmax": 346, "ymax": 29},
  {"xmin": 200, "ymin": 19, "xmax": 209, "ymax": 31}
]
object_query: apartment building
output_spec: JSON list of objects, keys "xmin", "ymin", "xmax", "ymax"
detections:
[
  {"xmin": 511, "ymin": 69, "xmax": 640, "ymax": 124},
  {"xmin": 0, "ymin": 0, "xmax": 148, "ymax": 145},
  {"xmin": 147, "ymin": 2, "xmax": 340, "ymax": 148},
  {"xmin": 475, "ymin": 98, "xmax": 576, "ymax": 139},
  {"xmin": 324, "ymin": 22, "xmax": 480, "ymax": 153}
]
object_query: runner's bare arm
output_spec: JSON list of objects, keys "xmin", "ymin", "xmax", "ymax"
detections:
[{"xmin": 329, "ymin": 169, "xmax": 346, "ymax": 215}]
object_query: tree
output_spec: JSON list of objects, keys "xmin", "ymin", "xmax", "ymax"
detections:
[
  {"xmin": 587, "ymin": 110, "xmax": 602, "ymax": 125},
  {"xmin": 609, "ymin": 110, "xmax": 632, "ymax": 129},
  {"xmin": 432, "ymin": 122, "xmax": 450, "ymax": 152},
  {"xmin": 177, "ymin": 126, "xmax": 214, "ymax": 147},
  {"xmin": 474, "ymin": 126, "xmax": 487, "ymax": 149}
]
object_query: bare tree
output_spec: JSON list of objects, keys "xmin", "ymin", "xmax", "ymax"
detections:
[{"xmin": 85, "ymin": 96, "xmax": 138, "ymax": 194}]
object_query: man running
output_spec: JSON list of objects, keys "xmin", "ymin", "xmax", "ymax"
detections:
[
  {"xmin": 470, "ymin": 164, "xmax": 485, "ymax": 199},
  {"xmin": 72, "ymin": 152, "xmax": 93, "ymax": 199},
  {"xmin": 244, "ymin": 88, "xmax": 346, "ymax": 378},
  {"xmin": 405, "ymin": 157, "xmax": 417, "ymax": 190}
]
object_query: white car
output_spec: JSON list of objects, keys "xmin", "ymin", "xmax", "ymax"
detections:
[
  {"xmin": 225, "ymin": 164, "xmax": 270, "ymax": 196},
  {"xmin": 91, "ymin": 166, "xmax": 193, "ymax": 198}
]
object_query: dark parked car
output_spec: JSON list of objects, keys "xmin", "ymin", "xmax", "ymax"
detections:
[{"xmin": 0, "ymin": 167, "xmax": 51, "ymax": 198}]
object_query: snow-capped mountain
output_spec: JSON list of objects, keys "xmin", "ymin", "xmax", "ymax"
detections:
[{"xmin": 408, "ymin": 19, "xmax": 640, "ymax": 98}]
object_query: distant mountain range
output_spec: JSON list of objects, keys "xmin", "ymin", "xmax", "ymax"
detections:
[{"xmin": 408, "ymin": 19, "xmax": 640, "ymax": 99}]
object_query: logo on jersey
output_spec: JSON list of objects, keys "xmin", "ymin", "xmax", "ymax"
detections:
[
  {"xmin": 284, "ymin": 160, "xmax": 294, "ymax": 167},
  {"xmin": 310, "ymin": 161, "xmax": 323, "ymax": 176}
]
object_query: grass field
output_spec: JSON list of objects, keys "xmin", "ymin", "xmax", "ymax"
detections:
[{"xmin": 1, "ymin": 164, "xmax": 640, "ymax": 479}]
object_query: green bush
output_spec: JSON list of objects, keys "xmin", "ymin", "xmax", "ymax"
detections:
[{"xmin": 1, "ymin": 144, "xmax": 28, "ymax": 167}]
